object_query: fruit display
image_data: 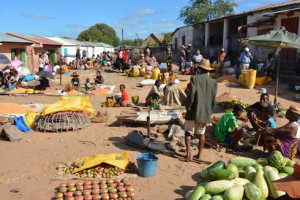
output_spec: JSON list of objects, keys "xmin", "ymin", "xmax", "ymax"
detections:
[
  {"xmin": 218, "ymin": 100, "xmax": 250, "ymax": 110},
  {"xmin": 64, "ymin": 162, "xmax": 138, "ymax": 179},
  {"xmin": 185, "ymin": 151, "xmax": 296, "ymax": 200},
  {"xmin": 54, "ymin": 178, "xmax": 135, "ymax": 200}
]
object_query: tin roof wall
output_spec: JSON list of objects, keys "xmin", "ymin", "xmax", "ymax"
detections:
[
  {"xmin": 62, "ymin": 38, "xmax": 90, "ymax": 46},
  {"xmin": 45, "ymin": 37, "xmax": 77, "ymax": 46},
  {"xmin": 13, "ymin": 33, "xmax": 62, "ymax": 45},
  {"xmin": 0, "ymin": 33, "xmax": 33, "ymax": 43},
  {"xmin": 97, "ymin": 42, "xmax": 114, "ymax": 48},
  {"xmin": 83, "ymin": 41, "xmax": 105, "ymax": 47}
]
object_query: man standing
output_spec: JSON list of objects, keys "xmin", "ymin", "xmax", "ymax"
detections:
[
  {"xmin": 209, "ymin": 46, "xmax": 216, "ymax": 63},
  {"xmin": 178, "ymin": 45, "xmax": 186, "ymax": 73},
  {"xmin": 184, "ymin": 59, "xmax": 218, "ymax": 160},
  {"xmin": 76, "ymin": 49, "xmax": 81, "ymax": 69},
  {"xmin": 117, "ymin": 47, "xmax": 124, "ymax": 70},
  {"xmin": 238, "ymin": 47, "xmax": 253, "ymax": 72}
]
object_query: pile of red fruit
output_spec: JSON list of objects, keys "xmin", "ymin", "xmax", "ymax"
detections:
[
  {"xmin": 55, "ymin": 178, "xmax": 135, "ymax": 200},
  {"xmin": 65, "ymin": 162, "xmax": 138, "ymax": 179}
]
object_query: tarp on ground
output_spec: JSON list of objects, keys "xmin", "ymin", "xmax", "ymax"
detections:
[
  {"xmin": 41, "ymin": 96, "xmax": 95, "ymax": 116},
  {"xmin": 73, "ymin": 151, "xmax": 130, "ymax": 173}
]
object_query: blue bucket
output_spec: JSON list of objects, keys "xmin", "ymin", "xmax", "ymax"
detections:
[{"xmin": 136, "ymin": 153, "xmax": 158, "ymax": 178}]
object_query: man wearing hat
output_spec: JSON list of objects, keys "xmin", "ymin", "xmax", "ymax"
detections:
[
  {"xmin": 184, "ymin": 59, "xmax": 218, "ymax": 161},
  {"xmin": 238, "ymin": 47, "xmax": 253, "ymax": 72},
  {"xmin": 178, "ymin": 45, "xmax": 186, "ymax": 73}
]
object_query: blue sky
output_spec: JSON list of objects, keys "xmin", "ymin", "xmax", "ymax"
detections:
[{"xmin": 0, "ymin": 0, "xmax": 287, "ymax": 40}]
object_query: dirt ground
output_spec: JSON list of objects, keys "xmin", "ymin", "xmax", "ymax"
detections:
[{"xmin": 0, "ymin": 65, "xmax": 299, "ymax": 200}]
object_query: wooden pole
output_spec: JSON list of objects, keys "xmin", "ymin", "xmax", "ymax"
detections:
[
  {"xmin": 274, "ymin": 53, "xmax": 280, "ymax": 105},
  {"xmin": 147, "ymin": 107, "xmax": 151, "ymax": 138}
]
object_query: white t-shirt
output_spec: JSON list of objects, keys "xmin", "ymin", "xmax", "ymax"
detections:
[
  {"xmin": 193, "ymin": 54, "xmax": 203, "ymax": 63},
  {"xmin": 146, "ymin": 65, "xmax": 152, "ymax": 71},
  {"xmin": 118, "ymin": 51, "xmax": 123, "ymax": 59},
  {"xmin": 39, "ymin": 58, "xmax": 45, "ymax": 68}
]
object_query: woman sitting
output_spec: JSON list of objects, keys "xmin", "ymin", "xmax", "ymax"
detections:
[
  {"xmin": 263, "ymin": 105, "xmax": 300, "ymax": 159},
  {"xmin": 35, "ymin": 77, "xmax": 50, "ymax": 91},
  {"xmin": 145, "ymin": 62, "xmax": 152, "ymax": 76},
  {"xmin": 62, "ymin": 72, "xmax": 81, "ymax": 92},
  {"xmin": 145, "ymin": 80, "xmax": 163, "ymax": 106},
  {"xmin": 162, "ymin": 81, "xmax": 187, "ymax": 108}
]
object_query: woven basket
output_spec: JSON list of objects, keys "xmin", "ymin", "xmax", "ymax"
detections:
[{"xmin": 35, "ymin": 111, "xmax": 90, "ymax": 132}]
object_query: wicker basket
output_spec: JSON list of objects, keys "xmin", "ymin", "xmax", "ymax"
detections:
[{"xmin": 35, "ymin": 111, "xmax": 90, "ymax": 132}]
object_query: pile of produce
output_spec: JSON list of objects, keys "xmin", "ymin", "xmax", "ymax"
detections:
[
  {"xmin": 67, "ymin": 90, "xmax": 80, "ymax": 96},
  {"xmin": 65, "ymin": 162, "xmax": 138, "ymax": 179},
  {"xmin": 0, "ymin": 103, "xmax": 34, "ymax": 115},
  {"xmin": 218, "ymin": 100, "xmax": 250, "ymax": 110},
  {"xmin": 92, "ymin": 88, "xmax": 110, "ymax": 95},
  {"xmin": 185, "ymin": 151, "xmax": 296, "ymax": 200},
  {"xmin": 216, "ymin": 93, "xmax": 239, "ymax": 103},
  {"xmin": 6, "ymin": 88, "xmax": 27, "ymax": 94},
  {"xmin": 54, "ymin": 178, "xmax": 135, "ymax": 200}
]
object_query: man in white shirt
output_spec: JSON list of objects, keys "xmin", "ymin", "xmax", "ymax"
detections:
[
  {"xmin": 39, "ymin": 54, "xmax": 45, "ymax": 72},
  {"xmin": 43, "ymin": 51, "xmax": 49, "ymax": 64}
]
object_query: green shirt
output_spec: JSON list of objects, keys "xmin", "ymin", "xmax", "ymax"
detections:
[{"xmin": 214, "ymin": 112, "xmax": 238, "ymax": 142}]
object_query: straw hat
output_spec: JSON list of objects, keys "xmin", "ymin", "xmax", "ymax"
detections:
[
  {"xmin": 181, "ymin": 45, "xmax": 185, "ymax": 49},
  {"xmin": 198, "ymin": 59, "xmax": 214, "ymax": 71},
  {"xmin": 289, "ymin": 105, "xmax": 300, "ymax": 115},
  {"xmin": 71, "ymin": 72, "xmax": 79, "ymax": 77},
  {"xmin": 274, "ymin": 162, "xmax": 300, "ymax": 198}
]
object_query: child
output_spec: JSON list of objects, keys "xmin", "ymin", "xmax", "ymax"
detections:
[
  {"xmin": 115, "ymin": 84, "xmax": 130, "ymax": 107},
  {"xmin": 215, "ymin": 104, "xmax": 247, "ymax": 145},
  {"xmin": 71, "ymin": 72, "xmax": 81, "ymax": 91},
  {"xmin": 94, "ymin": 71, "xmax": 104, "ymax": 85},
  {"xmin": 84, "ymin": 78, "xmax": 93, "ymax": 91},
  {"xmin": 257, "ymin": 104, "xmax": 276, "ymax": 151}
]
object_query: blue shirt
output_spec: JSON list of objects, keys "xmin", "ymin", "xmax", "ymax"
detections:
[
  {"xmin": 159, "ymin": 64, "xmax": 165, "ymax": 69},
  {"xmin": 266, "ymin": 117, "xmax": 276, "ymax": 129},
  {"xmin": 238, "ymin": 52, "xmax": 252, "ymax": 64}
]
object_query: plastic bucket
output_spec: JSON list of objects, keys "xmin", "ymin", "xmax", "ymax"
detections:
[
  {"xmin": 136, "ymin": 153, "xmax": 158, "ymax": 177},
  {"xmin": 131, "ymin": 96, "xmax": 139, "ymax": 104}
]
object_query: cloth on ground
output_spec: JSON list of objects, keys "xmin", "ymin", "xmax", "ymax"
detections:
[
  {"xmin": 14, "ymin": 116, "xmax": 31, "ymax": 133},
  {"xmin": 162, "ymin": 83, "xmax": 187, "ymax": 108},
  {"xmin": 168, "ymin": 124, "xmax": 185, "ymax": 141}
]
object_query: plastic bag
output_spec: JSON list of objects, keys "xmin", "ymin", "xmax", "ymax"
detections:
[
  {"xmin": 41, "ymin": 96, "xmax": 95, "ymax": 116},
  {"xmin": 24, "ymin": 111, "xmax": 38, "ymax": 129},
  {"xmin": 73, "ymin": 151, "xmax": 130, "ymax": 173}
]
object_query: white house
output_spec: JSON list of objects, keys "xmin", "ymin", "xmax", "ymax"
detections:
[
  {"xmin": 45, "ymin": 37, "xmax": 78, "ymax": 64},
  {"xmin": 97, "ymin": 42, "xmax": 114, "ymax": 53}
]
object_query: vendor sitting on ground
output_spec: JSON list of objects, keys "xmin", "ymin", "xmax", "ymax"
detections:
[
  {"xmin": 262, "ymin": 105, "xmax": 300, "ymax": 159},
  {"xmin": 35, "ymin": 76, "xmax": 50, "ymax": 91},
  {"xmin": 94, "ymin": 71, "xmax": 104, "ymax": 84},
  {"xmin": 114, "ymin": 84, "xmax": 130, "ymax": 107},
  {"xmin": 145, "ymin": 80, "xmax": 163, "ymax": 106},
  {"xmin": 215, "ymin": 104, "xmax": 247, "ymax": 145},
  {"xmin": 84, "ymin": 78, "xmax": 94, "ymax": 91},
  {"xmin": 6, "ymin": 69, "xmax": 19, "ymax": 91},
  {"xmin": 130, "ymin": 62, "xmax": 139, "ymax": 77},
  {"xmin": 145, "ymin": 62, "xmax": 152, "ymax": 75},
  {"xmin": 246, "ymin": 93, "xmax": 275, "ymax": 130},
  {"xmin": 162, "ymin": 81, "xmax": 187, "ymax": 108},
  {"xmin": 62, "ymin": 72, "xmax": 81, "ymax": 92}
]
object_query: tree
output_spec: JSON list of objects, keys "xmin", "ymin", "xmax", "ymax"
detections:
[
  {"xmin": 77, "ymin": 23, "xmax": 120, "ymax": 46},
  {"xmin": 162, "ymin": 32, "xmax": 172, "ymax": 44},
  {"xmin": 178, "ymin": 0, "xmax": 238, "ymax": 25},
  {"xmin": 132, "ymin": 38, "xmax": 143, "ymax": 46}
]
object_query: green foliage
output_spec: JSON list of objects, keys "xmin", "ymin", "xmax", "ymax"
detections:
[
  {"xmin": 77, "ymin": 23, "xmax": 120, "ymax": 46},
  {"xmin": 121, "ymin": 38, "xmax": 143, "ymax": 46},
  {"xmin": 162, "ymin": 32, "xmax": 172, "ymax": 44},
  {"xmin": 178, "ymin": 0, "xmax": 238, "ymax": 25}
]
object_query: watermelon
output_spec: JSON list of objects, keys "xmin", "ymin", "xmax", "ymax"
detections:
[{"xmin": 269, "ymin": 151, "xmax": 286, "ymax": 170}]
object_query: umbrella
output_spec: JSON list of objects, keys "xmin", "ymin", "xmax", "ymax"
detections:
[
  {"xmin": 248, "ymin": 26, "xmax": 300, "ymax": 104},
  {"xmin": 36, "ymin": 71, "xmax": 54, "ymax": 79},
  {"xmin": 7, "ymin": 60, "xmax": 23, "ymax": 69},
  {"xmin": 0, "ymin": 54, "xmax": 10, "ymax": 64}
]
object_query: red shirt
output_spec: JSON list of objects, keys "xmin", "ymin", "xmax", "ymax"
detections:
[{"xmin": 122, "ymin": 90, "xmax": 129, "ymax": 101}]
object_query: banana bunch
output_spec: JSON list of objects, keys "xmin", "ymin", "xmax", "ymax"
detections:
[{"xmin": 218, "ymin": 100, "xmax": 250, "ymax": 110}]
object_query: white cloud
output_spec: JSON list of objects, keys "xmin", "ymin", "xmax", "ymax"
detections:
[
  {"xmin": 130, "ymin": 8, "xmax": 156, "ymax": 15},
  {"xmin": 245, "ymin": 3, "xmax": 261, "ymax": 7},
  {"xmin": 174, "ymin": 6, "xmax": 182, "ymax": 10},
  {"xmin": 148, "ymin": 19, "xmax": 178, "ymax": 33},
  {"xmin": 21, "ymin": 12, "xmax": 54, "ymax": 19}
]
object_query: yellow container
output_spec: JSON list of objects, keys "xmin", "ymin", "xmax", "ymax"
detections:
[
  {"xmin": 241, "ymin": 70, "xmax": 247, "ymax": 86},
  {"xmin": 246, "ymin": 69, "xmax": 256, "ymax": 89},
  {"xmin": 255, "ymin": 76, "xmax": 267, "ymax": 86}
]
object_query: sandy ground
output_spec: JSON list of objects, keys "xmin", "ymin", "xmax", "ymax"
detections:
[{"xmin": 0, "ymin": 65, "xmax": 299, "ymax": 200}]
